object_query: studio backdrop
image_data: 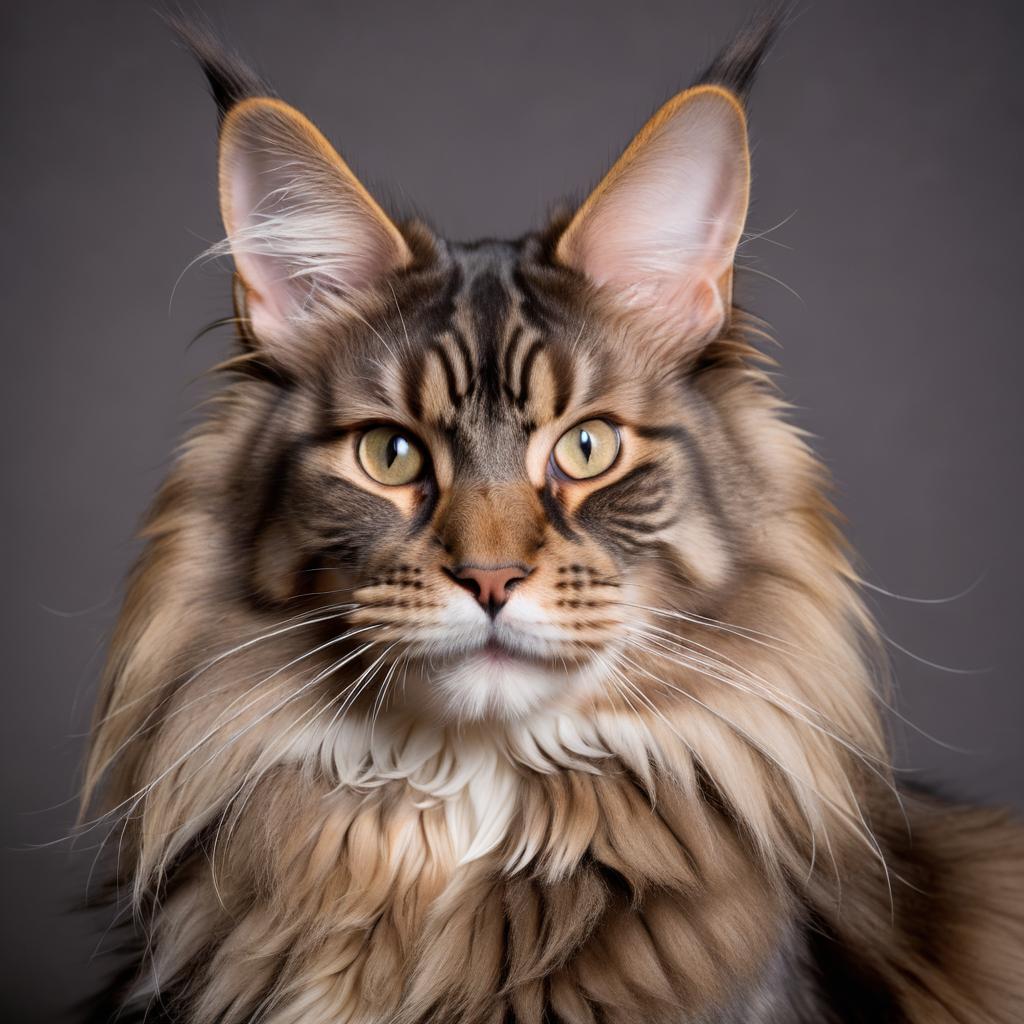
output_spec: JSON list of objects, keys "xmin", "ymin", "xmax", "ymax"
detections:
[{"xmin": 2, "ymin": 1, "xmax": 1022, "ymax": 1019}]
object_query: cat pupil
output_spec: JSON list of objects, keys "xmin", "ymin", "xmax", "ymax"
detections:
[
  {"xmin": 579, "ymin": 429, "xmax": 593, "ymax": 462},
  {"xmin": 386, "ymin": 435, "xmax": 408, "ymax": 468}
]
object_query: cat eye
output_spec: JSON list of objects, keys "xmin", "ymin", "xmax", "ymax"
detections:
[
  {"xmin": 552, "ymin": 419, "xmax": 620, "ymax": 480},
  {"xmin": 357, "ymin": 426, "xmax": 425, "ymax": 486}
]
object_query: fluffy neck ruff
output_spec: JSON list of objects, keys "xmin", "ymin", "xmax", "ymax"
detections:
[
  {"xmin": 85, "ymin": 569, "xmax": 891, "ymax": 1023},
  {"xmin": 124, "ymin": 707, "xmax": 823, "ymax": 1024}
]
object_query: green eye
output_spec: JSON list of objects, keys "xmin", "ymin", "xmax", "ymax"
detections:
[
  {"xmin": 552, "ymin": 419, "xmax": 620, "ymax": 480},
  {"xmin": 358, "ymin": 427, "xmax": 425, "ymax": 486}
]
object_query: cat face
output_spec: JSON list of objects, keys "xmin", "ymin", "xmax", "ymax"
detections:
[{"xmin": 216, "ymin": 86, "xmax": 753, "ymax": 721}]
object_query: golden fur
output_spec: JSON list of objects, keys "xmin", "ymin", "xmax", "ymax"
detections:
[
  {"xmin": 81, "ymin": 317, "xmax": 1024, "ymax": 1021},
  {"xmin": 80, "ymin": 17, "xmax": 1024, "ymax": 1024}
]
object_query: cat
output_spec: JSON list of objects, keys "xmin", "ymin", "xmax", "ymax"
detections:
[{"xmin": 81, "ymin": 11, "xmax": 1024, "ymax": 1024}]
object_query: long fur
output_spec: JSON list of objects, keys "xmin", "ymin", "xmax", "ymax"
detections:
[{"xmin": 81, "ymin": 11, "xmax": 1024, "ymax": 1024}]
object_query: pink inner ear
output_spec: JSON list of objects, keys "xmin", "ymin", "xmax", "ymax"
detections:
[
  {"xmin": 225, "ymin": 148, "xmax": 390, "ymax": 332},
  {"xmin": 560, "ymin": 88, "xmax": 750, "ymax": 344},
  {"xmin": 218, "ymin": 99, "xmax": 411, "ymax": 349},
  {"xmin": 226, "ymin": 161, "xmax": 293, "ymax": 327}
]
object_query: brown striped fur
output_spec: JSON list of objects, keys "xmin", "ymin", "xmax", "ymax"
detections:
[{"xmin": 81, "ymin": 13, "xmax": 1024, "ymax": 1024}]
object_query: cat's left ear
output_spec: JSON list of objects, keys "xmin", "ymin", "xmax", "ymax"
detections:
[{"xmin": 556, "ymin": 85, "xmax": 750, "ymax": 353}]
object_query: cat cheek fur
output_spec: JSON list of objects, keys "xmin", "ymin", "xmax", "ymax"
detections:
[{"xmin": 81, "ymin": 11, "xmax": 1024, "ymax": 1024}]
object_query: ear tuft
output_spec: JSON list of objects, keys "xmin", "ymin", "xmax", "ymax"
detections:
[
  {"xmin": 694, "ymin": 2, "xmax": 790, "ymax": 101},
  {"xmin": 165, "ymin": 13, "xmax": 271, "ymax": 125},
  {"xmin": 171, "ymin": 17, "xmax": 412, "ymax": 367}
]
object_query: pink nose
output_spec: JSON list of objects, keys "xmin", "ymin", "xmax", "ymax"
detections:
[{"xmin": 447, "ymin": 564, "xmax": 530, "ymax": 617}]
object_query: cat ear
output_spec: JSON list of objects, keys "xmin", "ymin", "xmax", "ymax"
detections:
[
  {"xmin": 218, "ymin": 97, "xmax": 411, "ymax": 355},
  {"xmin": 556, "ymin": 85, "xmax": 750, "ymax": 352}
]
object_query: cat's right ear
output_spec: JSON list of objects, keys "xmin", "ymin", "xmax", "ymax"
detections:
[{"xmin": 217, "ymin": 97, "xmax": 411, "ymax": 365}]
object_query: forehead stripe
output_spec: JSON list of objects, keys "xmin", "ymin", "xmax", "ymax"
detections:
[
  {"xmin": 516, "ymin": 339, "xmax": 545, "ymax": 409},
  {"xmin": 502, "ymin": 325, "xmax": 525, "ymax": 402},
  {"xmin": 450, "ymin": 326, "xmax": 475, "ymax": 384},
  {"xmin": 425, "ymin": 338, "xmax": 463, "ymax": 408}
]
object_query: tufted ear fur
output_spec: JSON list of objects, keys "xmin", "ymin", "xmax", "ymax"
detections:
[
  {"xmin": 556, "ymin": 84, "xmax": 751, "ymax": 355},
  {"xmin": 217, "ymin": 97, "xmax": 411, "ymax": 361}
]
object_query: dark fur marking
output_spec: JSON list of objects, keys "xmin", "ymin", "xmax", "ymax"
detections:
[
  {"xmin": 426, "ymin": 339, "xmax": 462, "ymax": 407},
  {"xmin": 541, "ymin": 485, "xmax": 578, "ymax": 542},
  {"xmin": 450, "ymin": 326, "xmax": 475, "ymax": 392},
  {"xmin": 516, "ymin": 339, "xmax": 545, "ymax": 409},
  {"xmin": 402, "ymin": 359, "xmax": 425, "ymax": 421},
  {"xmin": 417, "ymin": 262, "xmax": 463, "ymax": 337},
  {"xmin": 694, "ymin": 5, "xmax": 787, "ymax": 101},
  {"xmin": 548, "ymin": 346, "xmax": 574, "ymax": 419},
  {"xmin": 238, "ymin": 395, "xmax": 302, "ymax": 604},
  {"xmin": 408, "ymin": 480, "xmax": 439, "ymax": 536},
  {"xmin": 575, "ymin": 462, "xmax": 673, "ymax": 558},
  {"xmin": 502, "ymin": 325, "xmax": 525, "ymax": 399},
  {"xmin": 512, "ymin": 263, "xmax": 556, "ymax": 331},
  {"xmin": 167, "ymin": 16, "xmax": 270, "ymax": 126},
  {"xmin": 635, "ymin": 423, "xmax": 729, "ymax": 527},
  {"xmin": 468, "ymin": 270, "xmax": 511, "ymax": 410},
  {"xmin": 801, "ymin": 914, "xmax": 909, "ymax": 1023}
]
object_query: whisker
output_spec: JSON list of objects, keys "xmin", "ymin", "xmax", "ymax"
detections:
[
  {"xmin": 621, "ymin": 627, "xmax": 910, "ymax": 842},
  {"xmin": 878, "ymin": 629, "xmax": 989, "ymax": 676},
  {"xmin": 83, "ymin": 626, "xmax": 381, "ymax": 902},
  {"xmin": 127, "ymin": 635, "xmax": 383, "ymax": 908},
  {"xmin": 625, "ymin": 623, "xmax": 890, "ymax": 767},
  {"xmin": 613, "ymin": 643, "xmax": 895, "ymax": 908},
  {"xmin": 210, "ymin": 642, "xmax": 400, "ymax": 885},
  {"xmin": 89, "ymin": 603, "xmax": 359, "ymax": 729},
  {"xmin": 625, "ymin": 601, "xmax": 970, "ymax": 754},
  {"xmin": 84, "ymin": 619, "xmax": 375, "ymax": 831}
]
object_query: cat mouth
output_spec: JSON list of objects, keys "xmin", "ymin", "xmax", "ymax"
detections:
[
  {"xmin": 479, "ymin": 636, "xmax": 529, "ymax": 664},
  {"xmin": 469, "ymin": 634, "xmax": 590, "ymax": 672}
]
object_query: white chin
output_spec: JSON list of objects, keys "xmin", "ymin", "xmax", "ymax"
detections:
[{"xmin": 435, "ymin": 653, "xmax": 562, "ymax": 721}]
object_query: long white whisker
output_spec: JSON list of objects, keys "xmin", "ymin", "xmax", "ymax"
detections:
[
  {"xmin": 621, "ymin": 627, "xmax": 909, "ymax": 841},
  {"xmin": 90, "ymin": 603, "xmax": 359, "ymax": 729},
  {"xmin": 209, "ymin": 642, "xmax": 400, "ymax": 892},
  {"xmin": 130, "ymin": 636, "xmax": 383, "ymax": 908},
  {"xmin": 94, "ymin": 622, "xmax": 378, "ymax": 830},
  {"xmin": 858, "ymin": 574, "xmax": 984, "ymax": 605},
  {"xmin": 626, "ymin": 602, "xmax": 970, "ymax": 754},
  {"xmin": 625, "ymin": 624, "xmax": 890, "ymax": 767},
  {"xmin": 613, "ymin": 644, "xmax": 894, "ymax": 910},
  {"xmin": 86, "ymin": 626, "xmax": 380, "ymax": 903}
]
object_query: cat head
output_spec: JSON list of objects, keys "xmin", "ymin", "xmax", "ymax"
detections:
[{"xmin": 175, "ymin": 18, "xmax": 809, "ymax": 724}]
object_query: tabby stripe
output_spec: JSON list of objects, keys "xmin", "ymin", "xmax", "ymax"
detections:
[
  {"xmin": 512, "ymin": 264, "xmax": 554, "ymax": 330},
  {"xmin": 600, "ymin": 528, "xmax": 651, "ymax": 553},
  {"xmin": 242, "ymin": 391, "xmax": 296, "ymax": 550},
  {"xmin": 549, "ymin": 348, "xmax": 574, "ymax": 419},
  {"xmin": 635, "ymin": 424, "xmax": 728, "ymax": 526},
  {"xmin": 426, "ymin": 338, "xmax": 462, "ymax": 407},
  {"xmin": 516, "ymin": 339, "xmax": 545, "ymax": 408},
  {"xmin": 540, "ymin": 485, "xmax": 578, "ymax": 541},
  {"xmin": 469, "ymin": 270, "xmax": 511, "ymax": 408},
  {"xmin": 450, "ymin": 327, "xmax": 474, "ymax": 394},
  {"xmin": 408, "ymin": 481, "xmax": 439, "ymax": 535},
  {"xmin": 612, "ymin": 515, "xmax": 679, "ymax": 534},
  {"xmin": 402, "ymin": 360, "xmax": 424, "ymax": 420},
  {"xmin": 502, "ymin": 325, "xmax": 525, "ymax": 402}
]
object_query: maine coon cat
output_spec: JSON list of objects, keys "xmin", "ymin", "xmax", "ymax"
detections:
[{"xmin": 82, "ymin": 13, "xmax": 1024, "ymax": 1023}]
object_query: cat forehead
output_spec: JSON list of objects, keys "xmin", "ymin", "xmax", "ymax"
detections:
[{"xmin": 328, "ymin": 236, "xmax": 611, "ymax": 434}]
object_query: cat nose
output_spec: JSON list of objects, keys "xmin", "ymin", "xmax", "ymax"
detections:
[{"xmin": 445, "ymin": 564, "xmax": 531, "ymax": 618}]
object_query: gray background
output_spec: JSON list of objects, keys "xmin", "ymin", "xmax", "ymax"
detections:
[{"xmin": 3, "ymin": 0, "xmax": 1022, "ymax": 1017}]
